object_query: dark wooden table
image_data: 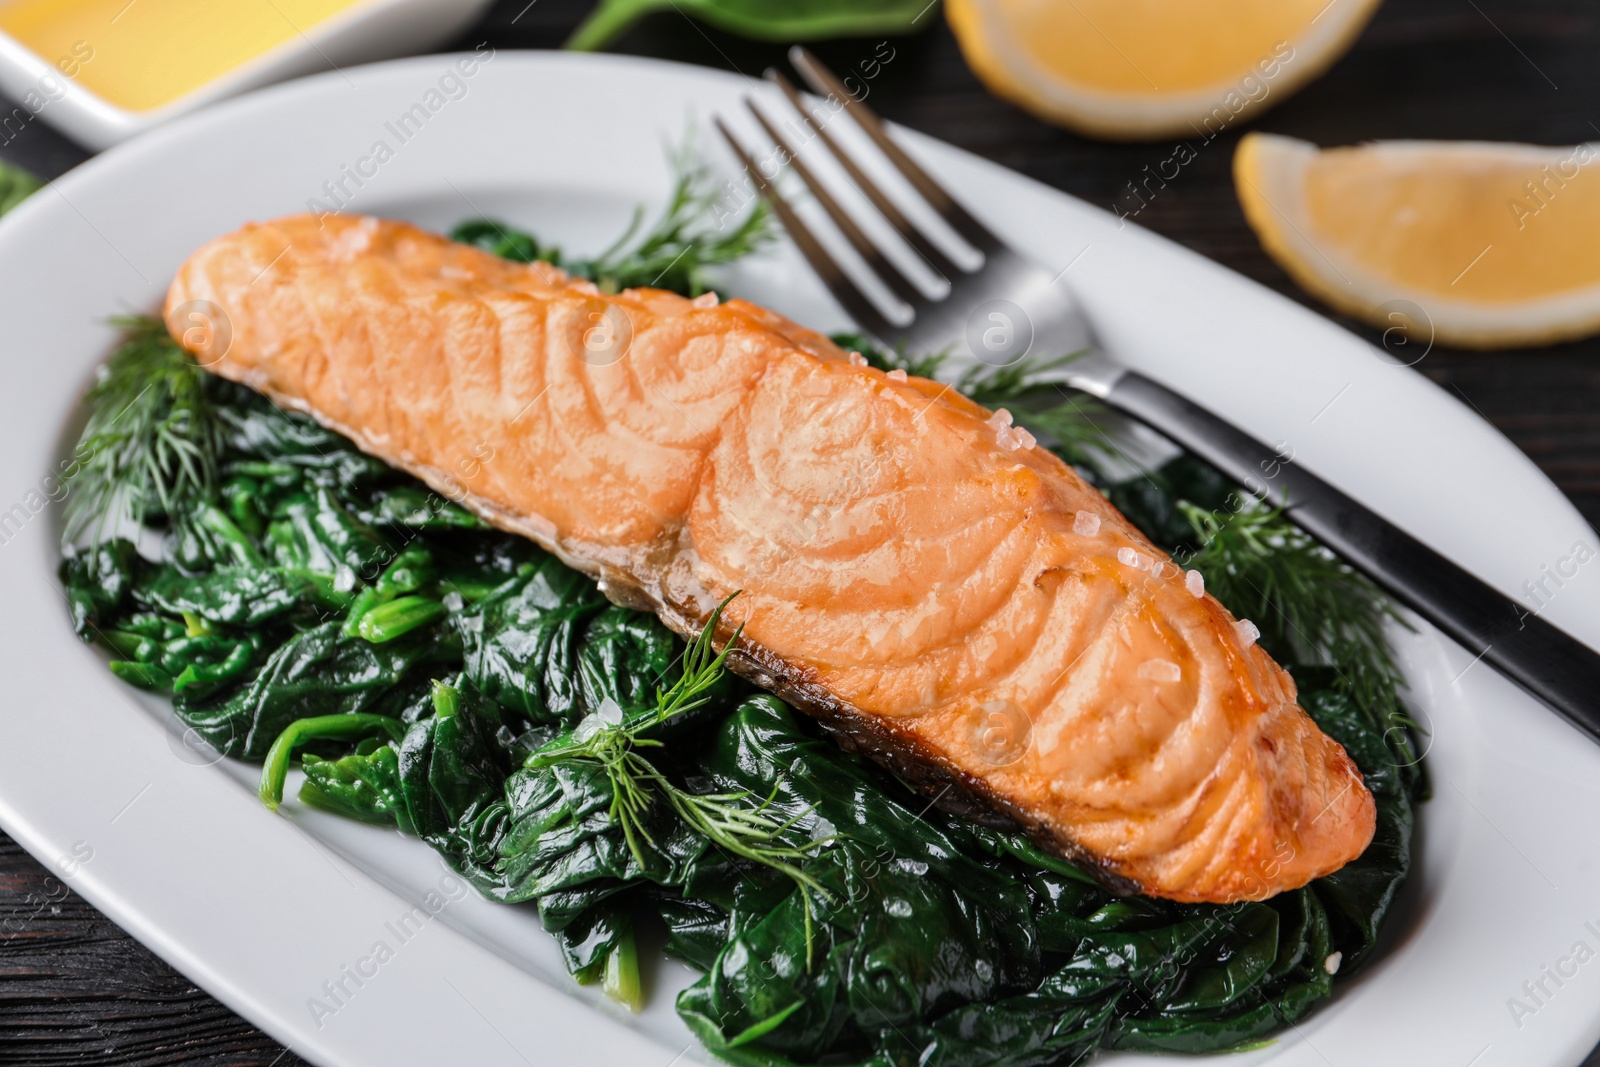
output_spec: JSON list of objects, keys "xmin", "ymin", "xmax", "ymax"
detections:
[{"xmin": 3, "ymin": 0, "xmax": 1598, "ymax": 1062}]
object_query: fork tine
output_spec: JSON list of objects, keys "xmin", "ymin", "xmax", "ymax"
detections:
[
  {"xmin": 764, "ymin": 70, "xmax": 964, "ymax": 282},
  {"xmin": 789, "ymin": 46, "xmax": 1000, "ymax": 253},
  {"xmin": 743, "ymin": 97, "xmax": 926, "ymax": 308},
  {"xmin": 714, "ymin": 117, "xmax": 899, "ymax": 344}
]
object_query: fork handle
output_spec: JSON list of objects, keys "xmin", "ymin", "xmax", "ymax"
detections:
[{"xmin": 1104, "ymin": 370, "xmax": 1600, "ymax": 741}]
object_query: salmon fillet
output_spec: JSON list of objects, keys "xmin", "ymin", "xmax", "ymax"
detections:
[{"xmin": 165, "ymin": 213, "xmax": 1375, "ymax": 903}]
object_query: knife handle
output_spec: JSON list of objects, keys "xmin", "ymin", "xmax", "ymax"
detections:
[{"xmin": 1106, "ymin": 370, "xmax": 1600, "ymax": 741}]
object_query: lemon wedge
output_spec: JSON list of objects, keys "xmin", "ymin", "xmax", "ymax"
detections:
[
  {"xmin": 945, "ymin": 0, "xmax": 1383, "ymax": 140},
  {"xmin": 1235, "ymin": 133, "xmax": 1600, "ymax": 349}
]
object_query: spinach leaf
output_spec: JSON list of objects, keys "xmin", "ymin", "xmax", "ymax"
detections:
[
  {"xmin": 217, "ymin": 386, "xmax": 392, "ymax": 487},
  {"xmin": 300, "ymin": 743, "xmax": 409, "ymax": 827},
  {"xmin": 60, "ymin": 539, "xmax": 139, "ymax": 638},
  {"xmin": 173, "ymin": 621, "xmax": 454, "ymax": 759},
  {"xmin": 133, "ymin": 564, "xmax": 312, "ymax": 627},
  {"xmin": 566, "ymin": 0, "xmax": 934, "ymax": 52},
  {"xmin": 396, "ymin": 683, "xmax": 515, "ymax": 893},
  {"xmin": 456, "ymin": 558, "xmax": 610, "ymax": 725},
  {"xmin": 269, "ymin": 485, "xmax": 389, "ymax": 580},
  {"xmin": 497, "ymin": 747, "xmax": 709, "ymax": 917},
  {"xmin": 359, "ymin": 485, "xmax": 484, "ymax": 530}
]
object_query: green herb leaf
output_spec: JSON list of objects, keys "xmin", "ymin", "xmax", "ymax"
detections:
[
  {"xmin": 1180, "ymin": 496, "xmax": 1421, "ymax": 784},
  {"xmin": 62, "ymin": 317, "xmax": 221, "ymax": 546},
  {"xmin": 655, "ymin": 592, "xmax": 743, "ymax": 722},
  {"xmin": 565, "ymin": 0, "xmax": 934, "ymax": 52},
  {"xmin": 526, "ymin": 596, "xmax": 834, "ymax": 962},
  {"xmin": 453, "ymin": 136, "xmax": 776, "ymax": 297}
]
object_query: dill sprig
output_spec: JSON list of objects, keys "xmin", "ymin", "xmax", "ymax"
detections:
[
  {"xmin": 1004, "ymin": 399, "xmax": 1125, "ymax": 468},
  {"xmin": 956, "ymin": 352, "xmax": 1083, "ymax": 406},
  {"xmin": 1180, "ymin": 499, "xmax": 1415, "ymax": 734},
  {"xmin": 529, "ymin": 594, "xmax": 833, "ymax": 962},
  {"xmin": 452, "ymin": 137, "xmax": 775, "ymax": 295},
  {"xmin": 843, "ymin": 332, "xmax": 950, "ymax": 382},
  {"xmin": 63, "ymin": 316, "xmax": 220, "ymax": 546},
  {"xmin": 655, "ymin": 594, "xmax": 743, "ymax": 721},
  {"xmin": 575, "ymin": 140, "xmax": 776, "ymax": 296},
  {"xmin": 930, "ymin": 353, "xmax": 1131, "ymax": 469},
  {"xmin": 847, "ymin": 334, "xmax": 1088, "ymax": 407},
  {"xmin": 843, "ymin": 335, "xmax": 1120, "ymax": 467}
]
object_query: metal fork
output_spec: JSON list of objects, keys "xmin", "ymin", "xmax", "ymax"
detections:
[
  {"xmin": 717, "ymin": 51, "xmax": 1090, "ymax": 370},
  {"xmin": 717, "ymin": 46, "xmax": 1600, "ymax": 744}
]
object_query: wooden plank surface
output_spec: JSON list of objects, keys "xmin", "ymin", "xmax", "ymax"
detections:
[{"xmin": 2, "ymin": 0, "xmax": 1596, "ymax": 1062}]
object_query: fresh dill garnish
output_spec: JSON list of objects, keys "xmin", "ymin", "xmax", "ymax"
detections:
[
  {"xmin": 62, "ymin": 316, "xmax": 220, "ymax": 546},
  {"xmin": 654, "ymin": 593, "xmax": 743, "ymax": 721},
  {"xmin": 841, "ymin": 332, "xmax": 950, "ymax": 381},
  {"xmin": 838, "ymin": 333, "xmax": 1121, "ymax": 467},
  {"xmin": 1180, "ymin": 498, "xmax": 1419, "ymax": 752},
  {"xmin": 528, "ymin": 594, "xmax": 833, "ymax": 963},
  {"xmin": 453, "ymin": 137, "xmax": 776, "ymax": 297},
  {"xmin": 962, "ymin": 358, "xmax": 1125, "ymax": 471},
  {"xmin": 1004, "ymin": 397, "xmax": 1126, "ymax": 469},
  {"xmin": 578, "ymin": 140, "xmax": 776, "ymax": 295},
  {"xmin": 843, "ymin": 332, "xmax": 1088, "ymax": 406},
  {"xmin": 956, "ymin": 351, "xmax": 1083, "ymax": 406}
]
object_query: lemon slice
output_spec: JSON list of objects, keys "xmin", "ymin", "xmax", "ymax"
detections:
[
  {"xmin": 945, "ymin": 0, "xmax": 1383, "ymax": 140},
  {"xmin": 1235, "ymin": 133, "xmax": 1600, "ymax": 349}
]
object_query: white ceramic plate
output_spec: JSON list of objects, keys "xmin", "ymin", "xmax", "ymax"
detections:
[{"xmin": 0, "ymin": 51, "xmax": 1598, "ymax": 1067}]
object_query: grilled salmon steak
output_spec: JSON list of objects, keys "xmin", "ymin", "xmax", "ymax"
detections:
[{"xmin": 166, "ymin": 213, "xmax": 1376, "ymax": 904}]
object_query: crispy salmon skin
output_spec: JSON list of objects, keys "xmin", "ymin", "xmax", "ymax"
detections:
[{"xmin": 165, "ymin": 213, "xmax": 1375, "ymax": 903}]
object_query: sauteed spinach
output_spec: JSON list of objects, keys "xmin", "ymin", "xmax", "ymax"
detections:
[{"xmin": 58, "ymin": 197, "xmax": 1424, "ymax": 1065}]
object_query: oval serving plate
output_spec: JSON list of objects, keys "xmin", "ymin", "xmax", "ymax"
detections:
[{"xmin": 0, "ymin": 51, "xmax": 1598, "ymax": 1067}]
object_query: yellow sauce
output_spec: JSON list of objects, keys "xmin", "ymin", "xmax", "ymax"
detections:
[{"xmin": 0, "ymin": 0, "xmax": 366, "ymax": 112}]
